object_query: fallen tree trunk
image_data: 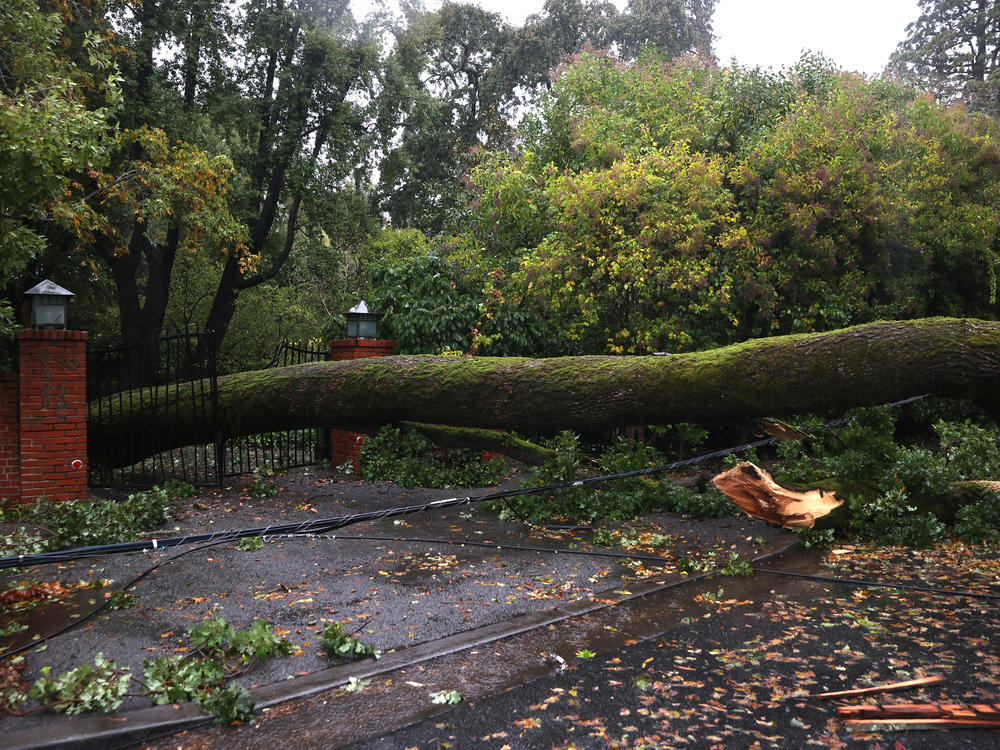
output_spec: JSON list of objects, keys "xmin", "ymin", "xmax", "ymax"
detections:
[{"xmin": 89, "ymin": 317, "xmax": 1000, "ymax": 466}]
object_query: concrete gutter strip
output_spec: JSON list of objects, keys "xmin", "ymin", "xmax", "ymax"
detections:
[{"xmin": 0, "ymin": 540, "xmax": 799, "ymax": 750}]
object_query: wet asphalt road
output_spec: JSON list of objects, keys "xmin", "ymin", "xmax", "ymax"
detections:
[
  {"xmin": 0, "ymin": 469, "xmax": 795, "ymax": 748},
  {"xmin": 148, "ymin": 546, "xmax": 1000, "ymax": 750}
]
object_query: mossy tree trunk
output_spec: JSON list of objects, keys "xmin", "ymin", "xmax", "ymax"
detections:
[{"xmin": 89, "ymin": 317, "xmax": 1000, "ymax": 467}]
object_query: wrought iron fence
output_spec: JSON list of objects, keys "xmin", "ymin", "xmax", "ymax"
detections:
[
  {"xmin": 222, "ymin": 341, "xmax": 330, "ymax": 477},
  {"xmin": 87, "ymin": 330, "xmax": 221, "ymax": 487},
  {"xmin": 88, "ymin": 336, "xmax": 330, "ymax": 488}
]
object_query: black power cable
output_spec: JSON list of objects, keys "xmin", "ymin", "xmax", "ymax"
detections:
[
  {"xmin": 0, "ymin": 435, "xmax": 783, "ymax": 571},
  {"xmin": 5, "ymin": 524, "xmax": 996, "ymax": 663},
  {"xmin": 2, "ymin": 393, "xmax": 953, "ymax": 660},
  {"xmin": 0, "ymin": 393, "xmax": 932, "ymax": 571},
  {"xmin": 0, "ymin": 536, "xmax": 238, "ymax": 660}
]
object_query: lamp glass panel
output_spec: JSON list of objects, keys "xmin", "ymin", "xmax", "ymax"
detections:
[
  {"xmin": 33, "ymin": 299, "xmax": 66, "ymax": 327},
  {"xmin": 358, "ymin": 318, "xmax": 378, "ymax": 338}
]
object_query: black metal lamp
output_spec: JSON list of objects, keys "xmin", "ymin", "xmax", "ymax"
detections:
[
  {"xmin": 345, "ymin": 300, "xmax": 381, "ymax": 339},
  {"xmin": 25, "ymin": 279, "xmax": 74, "ymax": 330}
]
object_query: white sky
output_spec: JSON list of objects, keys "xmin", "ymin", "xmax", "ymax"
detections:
[{"xmin": 358, "ymin": 0, "xmax": 922, "ymax": 76}]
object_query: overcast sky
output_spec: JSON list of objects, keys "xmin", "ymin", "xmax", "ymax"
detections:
[{"xmin": 361, "ymin": 0, "xmax": 922, "ymax": 76}]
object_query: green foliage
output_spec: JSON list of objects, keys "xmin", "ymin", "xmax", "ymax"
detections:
[
  {"xmin": 953, "ymin": 494, "xmax": 1000, "ymax": 545},
  {"xmin": 770, "ymin": 407, "xmax": 1000, "ymax": 546},
  {"xmin": 429, "ymin": 688, "xmax": 464, "ymax": 705},
  {"xmin": 651, "ymin": 423, "xmax": 709, "ymax": 459},
  {"xmin": 368, "ymin": 253, "xmax": 479, "ymax": 354},
  {"xmin": 817, "ymin": 407, "xmax": 902, "ymax": 484},
  {"xmin": 935, "ymin": 420, "xmax": 1000, "ymax": 480},
  {"xmin": 236, "ymin": 536, "xmax": 265, "ymax": 551},
  {"xmin": 796, "ymin": 527, "xmax": 837, "ymax": 548},
  {"xmin": 30, "ymin": 654, "xmax": 131, "ymax": 715},
  {"xmin": 107, "ymin": 591, "xmax": 135, "ymax": 610},
  {"xmin": 162, "ymin": 480, "xmax": 196, "ymax": 500},
  {"xmin": 141, "ymin": 616, "xmax": 291, "ymax": 724},
  {"xmin": 196, "ymin": 684, "xmax": 256, "ymax": 726},
  {"xmin": 359, "ymin": 425, "xmax": 505, "ymax": 489},
  {"xmin": 718, "ymin": 553, "xmax": 753, "ymax": 577},
  {"xmin": 229, "ymin": 619, "xmax": 294, "ymax": 661},
  {"xmin": 886, "ymin": 448, "xmax": 954, "ymax": 499},
  {"xmin": 187, "ymin": 617, "xmax": 237, "ymax": 656},
  {"xmin": 320, "ymin": 622, "xmax": 379, "ymax": 661},
  {"xmin": 245, "ymin": 476, "xmax": 278, "ymax": 499},
  {"xmin": 491, "ymin": 432, "xmax": 736, "ymax": 523},
  {"xmin": 849, "ymin": 489, "xmax": 946, "ymax": 548},
  {"xmin": 0, "ymin": 300, "xmax": 18, "ymax": 372},
  {"xmin": 143, "ymin": 655, "xmax": 227, "ymax": 705},
  {"xmin": 0, "ymin": 488, "xmax": 169, "ymax": 554},
  {"xmin": 0, "ymin": 0, "xmax": 119, "ymax": 293},
  {"xmin": 458, "ymin": 51, "xmax": 1000, "ymax": 356}
]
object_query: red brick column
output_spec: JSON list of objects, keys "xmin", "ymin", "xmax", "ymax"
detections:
[
  {"xmin": 0, "ymin": 370, "xmax": 19, "ymax": 502},
  {"xmin": 13, "ymin": 330, "xmax": 89, "ymax": 504},
  {"xmin": 327, "ymin": 338, "xmax": 395, "ymax": 472}
]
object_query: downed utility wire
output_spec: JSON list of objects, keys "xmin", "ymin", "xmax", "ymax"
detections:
[
  {"xmin": 0, "ymin": 537, "xmax": 237, "ymax": 661},
  {"xmin": 322, "ymin": 534, "xmax": 1000, "ymax": 602},
  {"xmin": 0, "ymin": 436, "xmax": 781, "ymax": 571},
  {"xmin": 0, "ymin": 392, "xmax": 931, "ymax": 573}
]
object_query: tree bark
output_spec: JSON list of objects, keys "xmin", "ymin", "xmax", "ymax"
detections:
[{"xmin": 89, "ymin": 317, "xmax": 1000, "ymax": 466}]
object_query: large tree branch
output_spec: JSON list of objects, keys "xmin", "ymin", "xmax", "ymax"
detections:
[{"xmin": 89, "ymin": 318, "xmax": 1000, "ymax": 467}]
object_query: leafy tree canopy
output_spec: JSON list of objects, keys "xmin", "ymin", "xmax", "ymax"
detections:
[
  {"xmin": 1, "ymin": 0, "xmax": 120, "ymax": 344},
  {"xmin": 452, "ymin": 52, "xmax": 1000, "ymax": 356}
]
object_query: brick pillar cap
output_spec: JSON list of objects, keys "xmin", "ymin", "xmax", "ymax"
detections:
[{"xmin": 17, "ymin": 329, "xmax": 88, "ymax": 341}]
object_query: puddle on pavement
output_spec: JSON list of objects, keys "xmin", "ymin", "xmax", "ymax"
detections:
[{"xmin": 0, "ymin": 585, "xmax": 112, "ymax": 654}]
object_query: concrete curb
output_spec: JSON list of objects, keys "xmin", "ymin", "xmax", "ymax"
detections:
[{"xmin": 2, "ymin": 540, "xmax": 800, "ymax": 750}]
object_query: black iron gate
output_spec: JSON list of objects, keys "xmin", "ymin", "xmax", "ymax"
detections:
[
  {"xmin": 87, "ymin": 330, "xmax": 221, "ymax": 487},
  {"xmin": 221, "ymin": 341, "xmax": 330, "ymax": 477},
  {"xmin": 87, "ymin": 335, "xmax": 330, "ymax": 488}
]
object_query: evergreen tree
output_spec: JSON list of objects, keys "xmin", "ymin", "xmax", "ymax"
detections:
[{"xmin": 890, "ymin": 0, "xmax": 1000, "ymax": 115}]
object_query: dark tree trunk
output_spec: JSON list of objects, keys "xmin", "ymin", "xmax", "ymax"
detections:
[{"xmin": 89, "ymin": 318, "xmax": 1000, "ymax": 466}]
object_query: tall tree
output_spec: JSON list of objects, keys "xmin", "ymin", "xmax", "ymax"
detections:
[
  {"xmin": 0, "ymin": 0, "xmax": 119, "ymax": 345},
  {"xmin": 51, "ymin": 0, "xmax": 384, "ymax": 364},
  {"xmin": 890, "ymin": 0, "xmax": 1000, "ymax": 115},
  {"xmin": 613, "ymin": 0, "xmax": 716, "ymax": 60},
  {"xmin": 376, "ymin": 2, "xmax": 515, "ymax": 233},
  {"xmin": 376, "ymin": 0, "xmax": 719, "ymax": 234}
]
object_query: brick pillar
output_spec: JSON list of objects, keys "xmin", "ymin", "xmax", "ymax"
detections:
[
  {"xmin": 12, "ymin": 330, "xmax": 89, "ymax": 504},
  {"xmin": 327, "ymin": 338, "xmax": 395, "ymax": 472},
  {"xmin": 0, "ymin": 370, "xmax": 19, "ymax": 502}
]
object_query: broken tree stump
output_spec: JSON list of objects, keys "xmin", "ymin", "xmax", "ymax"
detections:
[{"xmin": 712, "ymin": 462, "xmax": 845, "ymax": 529}]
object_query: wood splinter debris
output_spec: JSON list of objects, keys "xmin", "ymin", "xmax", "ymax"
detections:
[
  {"xmin": 839, "ymin": 702, "xmax": 1000, "ymax": 731},
  {"xmin": 712, "ymin": 462, "xmax": 842, "ymax": 529},
  {"xmin": 811, "ymin": 675, "xmax": 947, "ymax": 700}
]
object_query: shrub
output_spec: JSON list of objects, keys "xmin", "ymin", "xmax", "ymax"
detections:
[
  {"xmin": 359, "ymin": 425, "xmax": 505, "ymax": 489},
  {"xmin": 490, "ymin": 432, "xmax": 736, "ymax": 523},
  {"xmin": 1, "ymin": 488, "xmax": 169, "ymax": 553},
  {"xmin": 953, "ymin": 493, "xmax": 1000, "ymax": 545},
  {"xmin": 849, "ymin": 488, "xmax": 946, "ymax": 547}
]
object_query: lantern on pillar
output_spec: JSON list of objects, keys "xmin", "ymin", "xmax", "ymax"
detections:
[
  {"xmin": 24, "ymin": 280, "xmax": 75, "ymax": 330},
  {"xmin": 345, "ymin": 301, "xmax": 381, "ymax": 339}
]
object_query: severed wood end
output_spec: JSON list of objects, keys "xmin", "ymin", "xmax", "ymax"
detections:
[{"xmin": 712, "ymin": 461, "xmax": 842, "ymax": 529}]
